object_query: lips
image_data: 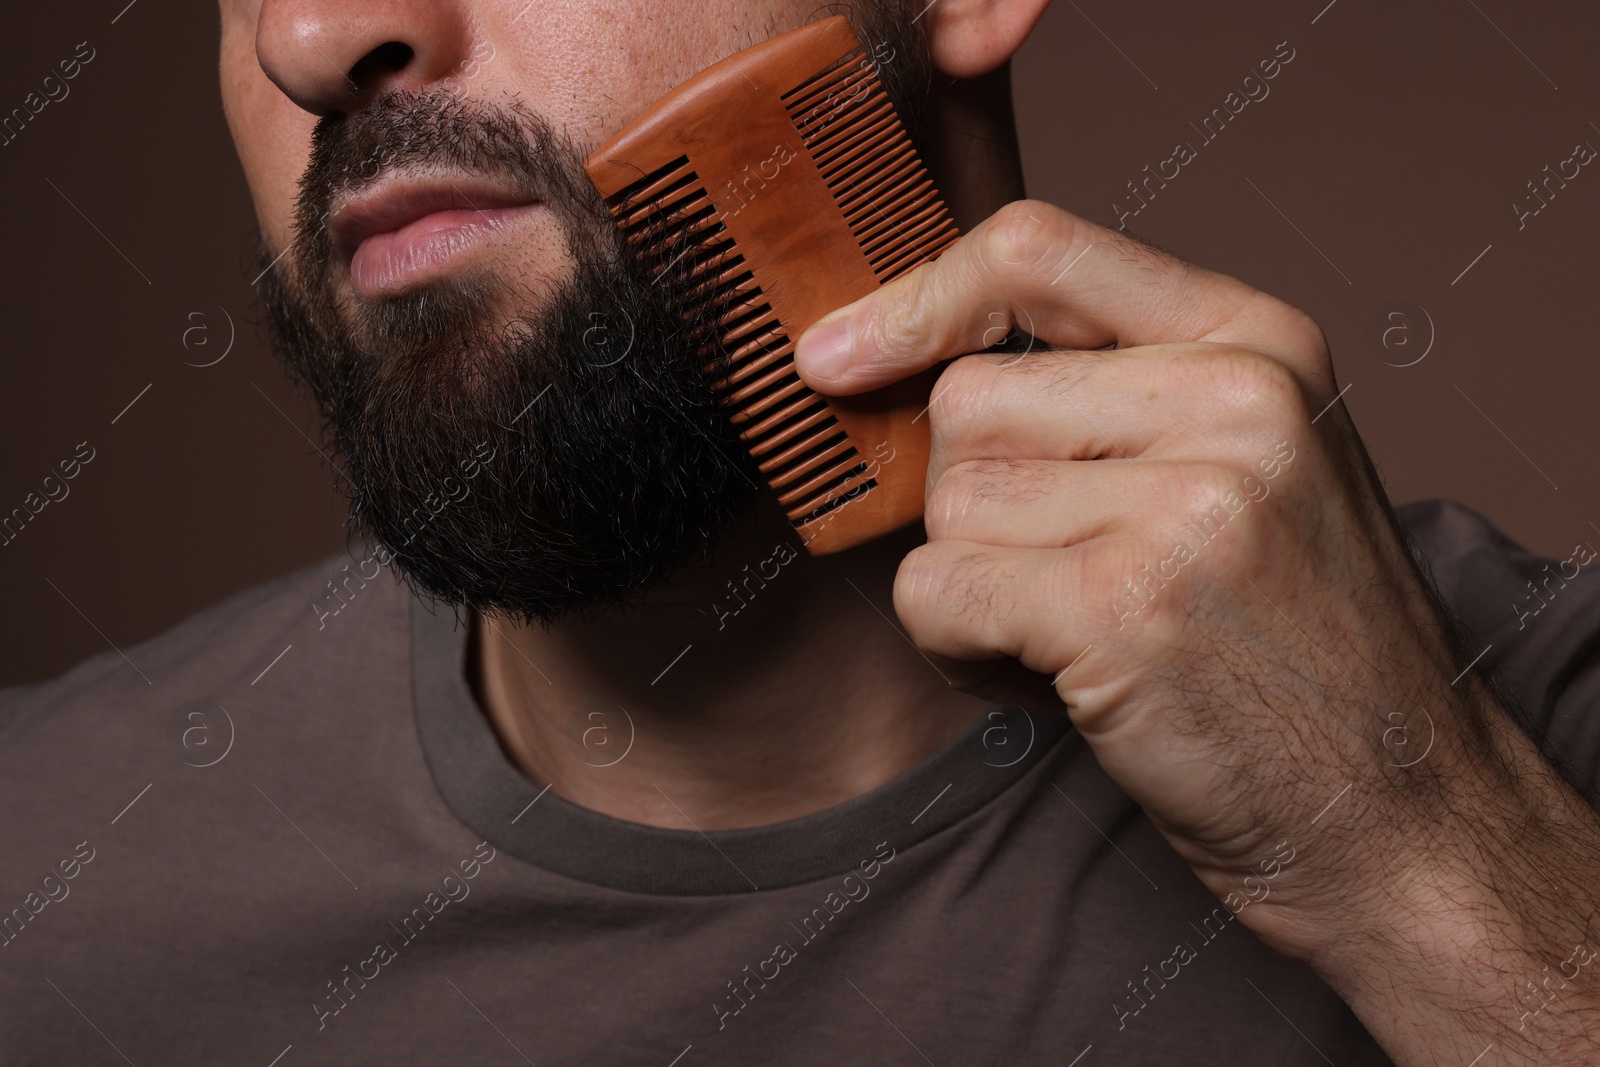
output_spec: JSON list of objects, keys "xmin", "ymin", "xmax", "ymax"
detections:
[{"xmin": 329, "ymin": 178, "xmax": 539, "ymax": 298}]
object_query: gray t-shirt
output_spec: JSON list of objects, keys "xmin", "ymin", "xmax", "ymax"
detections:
[{"xmin": 1, "ymin": 500, "xmax": 1595, "ymax": 1065}]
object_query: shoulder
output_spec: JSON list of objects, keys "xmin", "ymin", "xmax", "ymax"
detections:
[
  {"xmin": 1396, "ymin": 498, "xmax": 1532, "ymax": 589},
  {"xmin": 0, "ymin": 539, "xmax": 414, "ymax": 746},
  {"xmin": 1397, "ymin": 498, "xmax": 1600, "ymax": 803},
  {"xmin": 1395, "ymin": 497, "xmax": 1600, "ymax": 647}
]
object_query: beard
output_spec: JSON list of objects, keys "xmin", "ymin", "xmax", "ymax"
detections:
[{"xmin": 256, "ymin": 6, "xmax": 932, "ymax": 627}]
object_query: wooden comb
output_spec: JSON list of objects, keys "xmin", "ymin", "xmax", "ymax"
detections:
[{"xmin": 584, "ymin": 16, "xmax": 959, "ymax": 555}]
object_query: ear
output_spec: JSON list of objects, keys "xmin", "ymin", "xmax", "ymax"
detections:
[{"xmin": 921, "ymin": 0, "xmax": 1053, "ymax": 79}]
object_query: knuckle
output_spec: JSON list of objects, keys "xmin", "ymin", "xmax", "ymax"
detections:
[
  {"xmin": 895, "ymin": 544, "xmax": 1018, "ymax": 628},
  {"xmin": 1036, "ymin": 549, "xmax": 1082, "ymax": 617},
  {"xmin": 1101, "ymin": 533, "xmax": 1196, "ymax": 642},
  {"xmin": 927, "ymin": 354, "xmax": 998, "ymax": 436},
  {"xmin": 865, "ymin": 279, "xmax": 933, "ymax": 359},
  {"xmin": 893, "ymin": 544, "xmax": 948, "ymax": 631},
  {"xmin": 872, "ymin": 259, "xmax": 968, "ymax": 362},
  {"xmin": 1266, "ymin": 299, "xmax": 1329, "ymax": 359},
  {"xmin": 1177, "ymin": 464, "xmax": 1243, "ymax": 526},
  {"xmin": 948, "ymin": 552, "xmax": 1020, "ymax": 625},
  {"xmin": 925, "ymin": 463, "xmax": 979, "ymax": 539},
  {"xmin": 1204, "ymin": 348, "xmax": 1306, "ymax": 425},
  {"xmin": 1013, "ymin": 556, "xmax": 1080, "ymax": 669},
  {"xmin": 982, "ymin": 199, "xmax": 1073, "ymax": 274},
  {"xmin": 1168, "ymin": 460, "xmax": 1277, "ymax": 574},
  {"xmin": 925, "ymin": 459, "xmax": 1028, "ymax": 538}
]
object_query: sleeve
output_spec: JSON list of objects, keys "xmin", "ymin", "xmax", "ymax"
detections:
[{"xmin": 1396, "ymin": 499, "xmax": 1600, "ymax": 807}]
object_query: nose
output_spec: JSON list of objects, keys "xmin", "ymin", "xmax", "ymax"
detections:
[{"xmin": 255, "ymin": 1, "xmax": 474, "ymax": 116}]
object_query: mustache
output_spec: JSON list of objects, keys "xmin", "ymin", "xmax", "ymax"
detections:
[
  {"xmin": 251, "ymin": 89, "xmax": 762, "ymax": 624},
  {"xmin": 287, "ymin": 89, "xmax": 605, "ymax": 281}
]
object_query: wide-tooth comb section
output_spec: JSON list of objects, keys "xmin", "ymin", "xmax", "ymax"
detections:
[
  {"xmin": 602, "ymin": 155, "xmax": 874, "ymax": 526},
  {"xmin": 586, "ymin": 17, "xmax": 958, "ymax": 554}
]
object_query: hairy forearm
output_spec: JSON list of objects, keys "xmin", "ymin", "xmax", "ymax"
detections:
[{"xmin": 1307, "ymin": 678, "xmax": 1600, "ymax": 1066}]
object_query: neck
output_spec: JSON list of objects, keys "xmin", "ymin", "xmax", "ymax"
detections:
[
  {"xmin": 470, "ymin": 65, "xmax": 1025, "ymax": 831},
  {"xmin": 924, "ymin": 62, "xmax": 1028, "ymax": 229}
]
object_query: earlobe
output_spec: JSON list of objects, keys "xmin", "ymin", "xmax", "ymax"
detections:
[{"xmin": 922, "ymin": 0, "xmax": 1053, "ymax": 79}]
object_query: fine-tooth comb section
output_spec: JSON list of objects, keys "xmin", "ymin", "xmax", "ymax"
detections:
[
  {"xmin": 585, "ymin": 16, "xmax": 959, "ymax": 554},
  {"xmin": 783, "ymin": 51, "xmax": 960, "ymax": 283}
]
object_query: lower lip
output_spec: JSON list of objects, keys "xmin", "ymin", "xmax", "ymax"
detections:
[{"xmin": 349, "ymin": 204, "xmax": 538, "ymax": 298}]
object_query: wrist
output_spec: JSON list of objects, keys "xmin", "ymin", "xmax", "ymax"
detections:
[{"xmin": 1304, "ymin": 682, "xmax": 1600, "ymax": 1064}]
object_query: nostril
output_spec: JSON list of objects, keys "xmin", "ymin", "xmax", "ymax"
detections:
[
  {"xmin": 349, "ymin": 41, "xmax": 415, "ymax": 85},
  {"xmin": 371, "ymin": 41, "xmax": 414, "ymax": 70}
]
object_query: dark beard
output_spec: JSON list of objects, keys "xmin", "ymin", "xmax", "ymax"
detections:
[{"xmin": 255, "ymin": 8, "xmax": 932, "ymax": 627}]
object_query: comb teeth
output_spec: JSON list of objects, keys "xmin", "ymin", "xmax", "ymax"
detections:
[
  {"xmin": 783, "ymin": 50, "xmax": 960, "ymax": 281},
  {"xmin": 604, "ymin": 157, "xmax": 877, "ymax": 526},
  {"xmin": 587, "ymin": 16, "xmax": 955, "ymax": 553}
]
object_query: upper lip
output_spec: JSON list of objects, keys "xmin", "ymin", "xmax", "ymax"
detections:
[{"xmin": 328, "ymin": 175, "xmax": 536, "ymax": 259}]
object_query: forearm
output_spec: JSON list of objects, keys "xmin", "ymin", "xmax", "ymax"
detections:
[
  {"xmin": 815, "ymin": 195, "xmax": 1600, "ymax": 1063},
  {"xmin": 1308, "ymin": 679, "xmax": 1600, "ymax": 1066}
]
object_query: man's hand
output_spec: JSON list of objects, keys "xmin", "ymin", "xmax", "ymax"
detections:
[{"xmin": 795, "ymin": 201, "xmax": 1600, "ymax": 1066}]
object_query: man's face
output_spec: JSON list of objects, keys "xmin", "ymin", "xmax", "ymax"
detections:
[
  {"xmin": 221, "ymin": 0, "xmax": 821, "ymax": 299},
  {"xmin": 217, "ymin": 0, "xmax": 928, "ymax": 625}
]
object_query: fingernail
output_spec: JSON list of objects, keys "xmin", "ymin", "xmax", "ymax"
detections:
[{"xmin": 796, "ymin": 317, "xmax": 853, "ymax": 381}]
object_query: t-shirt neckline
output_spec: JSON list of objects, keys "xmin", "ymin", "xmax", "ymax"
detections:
[{"xmin": 409, "ymin": 593, "xmax": 1074, "ymax": 895}]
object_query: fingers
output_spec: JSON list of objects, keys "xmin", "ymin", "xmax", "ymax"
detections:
[
  {"xmin": 925, "ymin": 457, "xmax": 1188, "ymax": 548},
  {"xmin": 794, "ymin": 199, "xmax": 1328, "ymax": 396},
  {"xmin": 921, "ymin": 343, "xmax": 1312, "ymax": 477},
  {"xmin": 892, "ymin": 537, "xmax": 1130, "ymax": 674},
  {"xmin": 924, "ymin": 452, "xmax": 1301, "ymax": 578},
  {"xmin": 903, "ymin": 458, "xmax": 1310, "ymax": 682}
]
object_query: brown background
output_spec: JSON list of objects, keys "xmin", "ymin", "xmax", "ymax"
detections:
[{"xmin": 1, "ymin": 0, "xmax": 1595, "ymax": 688}]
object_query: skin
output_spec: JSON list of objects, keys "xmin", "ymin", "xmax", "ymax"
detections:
[
  {"xmin": 220, "ymin": 0, "xmax": 1600, "ymax": 1062},
  {"xmin": 795, "ymin": 198, "xmax": 1600, "ymax": 1062},
  {"xmin": 218, "ymin": 0, "xmax": 1028, "ymax": 830}
]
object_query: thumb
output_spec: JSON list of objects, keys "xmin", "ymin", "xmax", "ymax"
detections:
[{"xmin": 793, "ymin": 254, "xmax": 960, "ymax": 396}]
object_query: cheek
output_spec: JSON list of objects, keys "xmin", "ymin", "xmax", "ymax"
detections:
[
  {"xmin": 489, "ymin": 5, "xmax": 682, "ymax": 149},
  {"xmin": 217, "ymin": 0, "xmax": 816, "ymax": 255},
  {"xmin": 487, "ymin": 0, "xmax": 803, "ymax": 150},
  {"xmin": 219, "ymin": 11, "xmax": 315, "ymax": 253}
]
